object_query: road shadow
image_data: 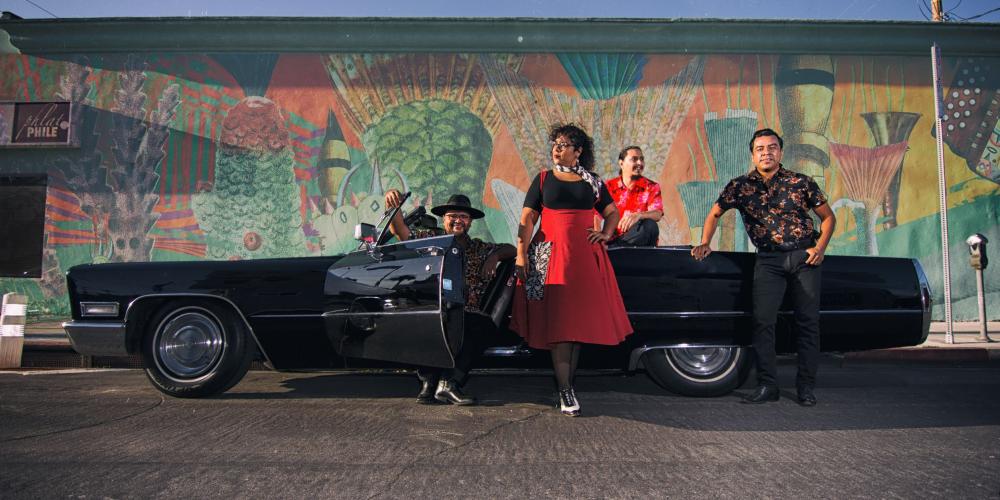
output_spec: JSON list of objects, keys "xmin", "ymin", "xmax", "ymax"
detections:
[
  {"xmin": 219, "ymin": 359, "xmax": 1000, "ymax": 431},
  {"xmin": 575, "ymin": 362, "xmax": 1000, "ymax": 431}
]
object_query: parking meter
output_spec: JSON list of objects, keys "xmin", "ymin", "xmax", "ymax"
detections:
[
  {"xmin": 966, "ymin": 234, "xmax": 988, "ymax": 270},
  {"xmin": 966, "ymin": 234, "xmax": 992, "ymax": 341}
]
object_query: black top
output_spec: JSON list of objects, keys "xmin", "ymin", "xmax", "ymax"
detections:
[
  {"xmin": 716, "ymin": 166, "xmax": 828, "ymax": 250},
  {"xmin": 523, "ymin": 171, "xmax": 614, "ymax": 212}
]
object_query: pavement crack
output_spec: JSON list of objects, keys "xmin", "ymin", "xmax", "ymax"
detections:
[
  {"xmin": 432, "ymin": 409, "xmax": 545, "ymax": 457},
  {"xmin": 364, "ymin": 409, "xmax": 545, "ymax": 500},
  {"xmin": 0, "ymin": 395, "xmax": 165, "ymax": 443}
]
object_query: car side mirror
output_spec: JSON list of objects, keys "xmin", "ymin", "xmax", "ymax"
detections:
[
  {"xmin": 354, "ymin": 223, "xmax": 382, "ymax": 261},
  {"xmin": 354, "ymin": 223, "xmax": 376, "ymax": 243}
]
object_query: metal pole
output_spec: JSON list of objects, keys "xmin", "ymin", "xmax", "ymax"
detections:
[
  {"xmin": 931, "ymin": 43, "xmax": 954, "ymax": 344},
  {"xmin": 975, "ymin": 268, "xmax": 991, "ymax": 342}
]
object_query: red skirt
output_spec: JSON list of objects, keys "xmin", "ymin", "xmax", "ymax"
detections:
[{"xmin": 510, "ymin": 207, "xmax": 633, "ymax": 349}]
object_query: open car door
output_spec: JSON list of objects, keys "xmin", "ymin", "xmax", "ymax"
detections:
[{"xmin": 323, "ymin": 234, "xmax": 465, "ymax": 368}]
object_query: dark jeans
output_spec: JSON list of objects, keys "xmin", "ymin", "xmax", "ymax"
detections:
[
  {"xmin": 609, "ymin": 218, "xmax": 659, "ymax": 247},
  {"xmin": 417, "ymin": 312, "xmax": 496, "ymax": 386},
  {"xmin": 752, "ymin": 249, "xmax": 822, "ymax": 390}
]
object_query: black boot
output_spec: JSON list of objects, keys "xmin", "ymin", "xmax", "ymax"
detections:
[
  {"xmin": 796, "ymin": 386, "xmax": 817, "ymax": 407},
  {"xmin": 416, "ymin": 371, "xmax": 440, "ymax": 404},
  {"xmin": 742, "ymin": 385, "xmax": 780, "ymax": 404},
  {"xmin": 435, "ymin": 379, "xmax": 477, "ymax": 406}
]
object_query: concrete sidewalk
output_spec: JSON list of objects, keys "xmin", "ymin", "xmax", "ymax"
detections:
[{"xmin": 844, "ymin": 322, "xmax": 1000, "ymax": 362}]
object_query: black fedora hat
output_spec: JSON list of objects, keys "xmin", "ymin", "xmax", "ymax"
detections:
[{"xmin": 431, "ymin": 194, "xmax": 485, "ymax": 219}]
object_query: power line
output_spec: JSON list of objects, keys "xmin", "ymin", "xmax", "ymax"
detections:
[
  {"xmin": 917, "ymin": 0, "xmax": 932, "ymax": 21},
  {"xmin": 920, "ymin": 0, "xmax": 1000, "ymax": 22},
  {"xmin": 955, "ymin": 6, "xmax": 1000, "ymax": 21},
  {"xmin": 24, "ymin": 0, "xmax": 58, "ymax": 18}
]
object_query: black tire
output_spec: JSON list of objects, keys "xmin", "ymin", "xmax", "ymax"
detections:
[
  {"xmin": 141, "ymin": 299, "xmax": 254, "ymax": 398},
  {"xmin": 643, "ymin": 346, "xmax": 751, "ymax": 397}
]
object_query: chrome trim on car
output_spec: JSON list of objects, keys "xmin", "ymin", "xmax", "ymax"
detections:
[
  {"xmin": 62, "ymin": 320, "xmax": 128, "ymax": 356},
  {"xmin": 483, "ymin": 344, "xmax": 533, "ymax": 357},
  {"xmin": 152, "ymin": 306, "xmax": 224, "ymax": 382},
  {"xmin": 628, "ymin": 309, "xmax": 922, "ymax": 318},
  {"xmin": 321, "ymin": 310, "xmax": 440, "ymax": 318},
  {"xmin": 664, "ymin": 346, "xmax": 741, "ymax": 382},
  {"xmin": 819, "ymin": 309, "xmax": 924, "ymax": 315},
  {"xmin": 125, "ymin": 293, "xmax": 273, "ymax": 367},
  {"xmin": 251, "ymin": 313, "xmax": 325, "ymax": 319},
  {"xmin": 628, "ymin": 343, "xmax": 742, "ymax": 371},
  {"xmin": 628, "ymin": 311, "xmax": 749, "ymax": 318}
]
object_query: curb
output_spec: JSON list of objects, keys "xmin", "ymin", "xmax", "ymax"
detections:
[{"xmin": 844, "ymin": 347, "xmax": 1000, "ymax": 363}]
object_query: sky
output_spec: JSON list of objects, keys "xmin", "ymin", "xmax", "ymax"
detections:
[{"xmin": 2, "ymin": 0, "xmax": 1000, "ymax": 22}]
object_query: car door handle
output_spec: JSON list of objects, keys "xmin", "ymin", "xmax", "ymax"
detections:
[{"xmin": 416, "ymin": 246, "xmax": 443, "ymax": 256}]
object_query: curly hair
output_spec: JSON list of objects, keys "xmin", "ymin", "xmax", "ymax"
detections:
[{"xmin": 548, "ymin": 122, "xmax": 595, "ymax": 171}]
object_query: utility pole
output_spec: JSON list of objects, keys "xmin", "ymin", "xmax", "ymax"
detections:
[{"xmin": 932, "ymin": 0, "xmax": 944, "ymax": 21}]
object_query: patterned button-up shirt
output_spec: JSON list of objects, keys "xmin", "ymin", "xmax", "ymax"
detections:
[
  {"xmin": 716, "ymin": 166, "xmax": 828, "ymax": 250},
  {"xmin": 606, "ymin": 176, "xmax": 664, "ymax": 237},
  {"xmin": 412, "ymin": 230, "xmax": 496, "ymax": 312}
]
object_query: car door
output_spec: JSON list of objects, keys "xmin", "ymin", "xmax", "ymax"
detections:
[
  {"xmin": 608, "ymin": 246, "xmax": 755, "ymax": 346},
  {"xmin": 323, "ymin": 234, "xmax": 465, "ymax": 368}
]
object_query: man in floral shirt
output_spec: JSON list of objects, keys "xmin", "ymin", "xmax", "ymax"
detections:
[
  {"xmin": 605, "ymin": 146, "xmax": 664, "ymax": 246},
  {"xmin": 385, "ymin": 189, "xmax": 516, "ymax": 406},
  {"xmin": 691, "ymin": 129, "xmax": 836, "ymax": 407}
]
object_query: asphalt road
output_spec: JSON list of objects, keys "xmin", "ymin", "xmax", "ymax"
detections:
[{"xmin": 1, "ymin": 358, "xmax": 998, "ymax": 499}]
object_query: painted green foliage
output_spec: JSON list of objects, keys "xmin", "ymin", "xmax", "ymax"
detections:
[
  {"xmin": 192, "ymin": 96, "xmax": 306, "ymax": 260},
  {"xmin": 192, "ymin": 147, "xmax": 305, "ymax": 260},
  {"xmin": 362, "ymin": 99, "xmax": 494, "ymax": 240}
]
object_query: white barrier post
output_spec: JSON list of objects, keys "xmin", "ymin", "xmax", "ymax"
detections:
[{"xmin": 0, "ymin": 293, "xmax": 27, "ymax": 368}]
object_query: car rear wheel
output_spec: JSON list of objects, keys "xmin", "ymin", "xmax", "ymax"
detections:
[
  {"xmin": 643, "ymin": 346, "xmax": 751, "ymax": 397},
  {"xmin": 141, "ymin": 300, "xmax": 253, "ymax": 398}
]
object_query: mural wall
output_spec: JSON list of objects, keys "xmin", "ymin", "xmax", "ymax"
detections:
[{"xmin": 0, "ymin": 49, "xmax": 997, "ymax": 320}]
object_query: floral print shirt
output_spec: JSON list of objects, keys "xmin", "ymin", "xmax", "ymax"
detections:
[
  {"xmin": 606, "ymin": 176, "xmax": 664, "ymax": 237},
  {"xmin": 412, "ymin": 230, "xmax": 496, "ymax": 312},
  {"xmin": 716, "ymin": 166, "xmax": 828, "ymax": 250}
]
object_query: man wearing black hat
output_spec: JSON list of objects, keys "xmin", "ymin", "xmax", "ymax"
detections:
[{"xmin": 385, "ymin": 189, "xmax": 516, "ymax": 406}]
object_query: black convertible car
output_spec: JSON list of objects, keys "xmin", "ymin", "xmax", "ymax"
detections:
[{"xmin": 63, "ymin": 200, "xmax": 931, "ymax": 398}]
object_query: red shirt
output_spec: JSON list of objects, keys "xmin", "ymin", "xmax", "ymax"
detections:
[{"xmin": 606, "ymin": 176, "xmax": 664, "ymax": 236}]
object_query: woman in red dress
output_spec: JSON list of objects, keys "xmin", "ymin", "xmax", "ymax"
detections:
[{"xmin": 511, "ymin": 123, "xmax": 633, "ymax": 416}]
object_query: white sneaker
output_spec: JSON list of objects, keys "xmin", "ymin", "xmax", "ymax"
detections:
[{"xmin": 558, "ymin": 388, "xmax": 580, "ymax": 416}]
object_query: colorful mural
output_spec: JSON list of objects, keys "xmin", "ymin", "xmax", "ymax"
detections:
[{"xmin": 0, "ymin": 48, "xmax": 997, "ymax": 321}]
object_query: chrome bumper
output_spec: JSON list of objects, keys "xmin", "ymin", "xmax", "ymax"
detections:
[{"xmin": 62, "ymin": 321, "xmax": 128, "ymax": 356}]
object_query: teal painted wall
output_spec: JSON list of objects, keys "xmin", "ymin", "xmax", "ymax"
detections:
[{"xmin": 0, "ymin": 20, "xmax": 997, "ymax": 321}]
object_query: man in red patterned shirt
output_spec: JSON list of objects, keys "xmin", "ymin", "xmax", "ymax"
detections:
[{"xmin": 605, "ymin": 146, "xmax": 664, "ymax": 247}]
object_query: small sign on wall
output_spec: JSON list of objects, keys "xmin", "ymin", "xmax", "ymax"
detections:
[{"xmin": 0, "ymin": 101, "xmax": 77, "ymax": 148}]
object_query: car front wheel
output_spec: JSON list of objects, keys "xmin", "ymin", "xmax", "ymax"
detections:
[
  {"xmin": 643, "ymin": 346, "xmax": 751, "ymax": 397},
  {"xmin": 141, "ymin": 300, "xmax": 254, "ymax": 398}
]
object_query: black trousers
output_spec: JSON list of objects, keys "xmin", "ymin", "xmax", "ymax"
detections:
[
  {"xmin": 417, "ymin": 312, "xmax": 496, "ymax": 386},
  {"xmin": 609, "ymin": 218, "xmax": 659, "ymax": 247},
  {"xmin": 752, "ymin": 249, "xmax": 822, "ymax": 389}
]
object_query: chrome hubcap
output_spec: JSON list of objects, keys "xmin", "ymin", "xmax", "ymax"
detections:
[
  {"xmin": 667, "ymin": 347, "xmax": 737, "ymax": 378},
  {"xmin": 155, "ymin": 309, "xmax": 224, "ymax": 379}
]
